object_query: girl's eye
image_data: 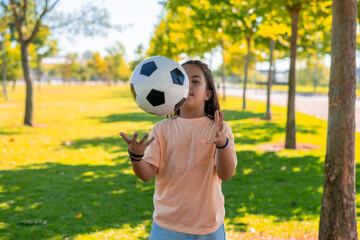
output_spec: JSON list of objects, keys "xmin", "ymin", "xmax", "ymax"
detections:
[{"xmin": 192, "ymin": 80, "xmax": 199, "ymax": 84}]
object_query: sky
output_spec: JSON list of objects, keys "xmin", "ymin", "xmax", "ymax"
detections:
[{"xmin": 52, "ymin": 0, "xmax": 164, "ymax": 62}]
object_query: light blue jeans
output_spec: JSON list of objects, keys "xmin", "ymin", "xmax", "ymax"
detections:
[{"xmin": 149, "ymin": 221, "xmax": 226, "ymax": 240}]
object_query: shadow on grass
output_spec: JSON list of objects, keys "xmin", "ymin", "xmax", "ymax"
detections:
[
  {"xmin": 93, "ymin": 109, "xmax": 266, "ymax": 125},
  {"xmin": 224, "ymin": 150, "xmax": 325, "ymax": 231},
  {"xmin": 62, "ymin": 135, "xmax": 129, "ymax": 154},
  {"xmin": 1, "ymin": 150, "xmax": 326, "ymax": 239},
  {"xmin": 223, "ymin": 110, "xmax": 265, "ymax": 121},
  {"xmin": 0, "ymin": 130, "xmax": 22, "ymax": 136},
  {"xmin": 4, "ymin": 150, "xmax": 359, "ymax": 238},
  {"xmin": 0, "ymin": 162, "xmax": 154, "ymax": 240},
  {"xmin": 232, "ymin": 121, "xmax": 318, "ymax": 145},
  {"xmin": 93, "ymin": 112, "xmax": 164, "ymax": 124},
  {"xmin": 62, "ymin": 133, "xmax": 149, "ymax": 156}
]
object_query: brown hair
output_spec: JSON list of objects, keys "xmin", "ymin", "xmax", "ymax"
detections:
[{"xmin": 172, "ymin": 60, "xmax": 220, "ymax": 120}]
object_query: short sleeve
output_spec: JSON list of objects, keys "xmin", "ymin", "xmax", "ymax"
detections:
[{"xmin": 143, "ymin": 123, "xmax": 161, "ymax": 170}]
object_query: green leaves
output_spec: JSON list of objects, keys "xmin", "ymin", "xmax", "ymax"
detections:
[{"xmin": 151, "ymin": 0, "xmax": 332, "ymax": 70}]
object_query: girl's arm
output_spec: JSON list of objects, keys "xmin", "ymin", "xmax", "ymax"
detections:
[
  {"xmin": 215, "ymin": 139, "xmax": 236, "ymax": 181},
  {"xmin": 120, "ymin": 132, "xmax": 158, "ymax": 182},
  {"xmin": 208, "ymin": 111, "xmax": 237, "ymax": 181},
  {"xmin": 131, "ymin": 159, "xmax": 158, "ymax": 182}
]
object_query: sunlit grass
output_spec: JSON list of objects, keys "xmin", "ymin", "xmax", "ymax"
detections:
[{"xmin": 1, "ymin": 84, "xmax": 359, "ymax": 239}]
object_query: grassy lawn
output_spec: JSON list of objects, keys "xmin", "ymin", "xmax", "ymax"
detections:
[{"xmin": 0, "ymin": 84, "xmax": 359, "ymax": 240}]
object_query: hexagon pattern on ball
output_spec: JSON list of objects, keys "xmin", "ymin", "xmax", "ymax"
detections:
[
  {"xmin": 170, "ymin": 68, "xmax": 185, "ymax": 85},
  {"xmin": 147, "ymin": 89, "xmax": 165, "ymax": 107},
  {"xmin": 140, "ymin": 61, "xmax": 157, "ymax": 77},
  {"xmin": 130, "ymin": 56, "xmax": 189, "ymax": 116}
]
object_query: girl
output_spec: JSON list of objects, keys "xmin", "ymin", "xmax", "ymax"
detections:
[{"xmin": 120, "ymin": 60, "xmax": 237, "ymax": 240}]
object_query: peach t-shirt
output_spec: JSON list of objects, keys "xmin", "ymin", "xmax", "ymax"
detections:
[{"xmin": 143, "ymin": 116, "xmax": 237, "ymax": 235}]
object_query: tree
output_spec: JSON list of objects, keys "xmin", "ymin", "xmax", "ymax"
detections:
[
  {"xmin": 32, "ymin": 26, "xmax": 58, "ymax": 89},
  {"xmin": 284, "ymin": 2, "xmax": 302, "ymax": 149},
  {"xmin": 87, "ymin": 52, "xmax": 107, "ymax": 82},
  {"xmin": 6, "ymin": 0, "xmax": 111, "ymax": 126},
  {"xmin": 319, "ymin": 0, "xmax": 358, "ymax": 238},
  {"xmin": 149, "ymin": 4, "xmax": 218, "ymax": 59},
  {"xmin": 257, "ymin": 7, "xmax": 290, "ymax": 120},
  {"xmin": 264, "ymin": 38, "xmax": 275, "ymax": 120},
  {"xmin": 224, "ymin": 1, "xmax": 265, "ymax": 109},
  {"xmin": 296, "ymin": 1, "xmax": 331, "ymax": 92},
  {"xmin": 8, "ymin": 0, "xmax": 61, "ymax": 126},
  {"xmin": 59, "ymin": 53, "xmax": 79, "ymax": 84},
  {"xmin": 130, "ymin": 44, "xmax": 145, "ymax": 71},
  {"xmin": 156, "ymin": 1, "xmax": 230, "ymax": 100},
  {"xmin": 0, "ymin": 2, "xmax": 12, "ymax": 100},
  {"xmin": 278, "ymin": 0, "xmax": 331, "ymax": 149},
  {"xmin": 0, "ymin": 32, "xmax": 8, "ymax": 100},
  {"xmin": 105, "ymin": 42, "xmax": 131, "ymax": 84}
]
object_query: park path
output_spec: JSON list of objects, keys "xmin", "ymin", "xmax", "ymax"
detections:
[{"xmin": 222, "ymin": 85, "xmax": 360, "ymax": 132}]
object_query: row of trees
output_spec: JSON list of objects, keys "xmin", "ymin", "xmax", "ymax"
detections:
[
  {"xmin": 148, "ymin": 0, "xmax": 333, "ymax": 149},
  {"xmin": 0, "ymin": 35, "xmax": 139, "ymax": 88},
  {"xmin": 45, "ymin": 43, "xmax": 132, "ymax": 84},
  {"xmin": 148, "ymin": 0, "xmax": 358, "ymax": 238}
]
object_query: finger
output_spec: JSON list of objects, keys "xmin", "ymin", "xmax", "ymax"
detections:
[
  {"xmin": 139, "ymin": 133, "xmax": 149, "ymax": 144},
  {"xmin": 219, "ymin": 112, "xmax": 224, "ymax": 131},
  {"xmin": 119, "ymin": 132, "xmax": 131, "ymax": 144},
  {"xmin": 144, "ymin": 136, "xmax": 155, "ymax": 147},
  {"xmin": 207, "ymin": 137, "xmax": 215, "ymax": 144},
  {"xmin": 131, "ymin": 132, "xmax": 139, "ymax": 142},
  {"xmin": 220, "ymin": 111, "xmax": 224, "ymax": 122},
  {"xmin": 214, "ymin": 110, "xmax": 219, "ymax": 124}
]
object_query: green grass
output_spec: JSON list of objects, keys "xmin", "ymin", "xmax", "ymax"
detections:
[{"xmin": 0, "ymin": 85, "xmax": 360, "ymax": 239}]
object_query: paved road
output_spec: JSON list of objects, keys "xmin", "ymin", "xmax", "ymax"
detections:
[{"xmin": 223, "ymin": 86, "xmax": 360, "ymax": 132}]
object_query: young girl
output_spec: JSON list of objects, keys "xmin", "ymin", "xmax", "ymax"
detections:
[{"xmin": 120, "ymin": 60, "xmax": 237, "ymax": 240}]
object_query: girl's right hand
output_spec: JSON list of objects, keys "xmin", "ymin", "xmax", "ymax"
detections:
[{"xmin": 119, "ymin": 132, "xmax": 155, "ymax": 156}]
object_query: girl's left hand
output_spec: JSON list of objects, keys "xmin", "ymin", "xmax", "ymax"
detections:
[{"xmin": 208, "ymin": 110, "xmax": 227, "ymax": 146}]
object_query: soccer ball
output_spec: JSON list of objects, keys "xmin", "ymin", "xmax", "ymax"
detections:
[{"xmin": 130, "ymin": 56, "xmax": 189, "ymax": 116}]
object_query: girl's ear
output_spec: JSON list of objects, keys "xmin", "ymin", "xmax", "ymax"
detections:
[{"xmin": 205, "ymin": 90, "xmax": 212, "ymax": 101}]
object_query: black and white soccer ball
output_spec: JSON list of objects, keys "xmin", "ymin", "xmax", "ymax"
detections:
[{"xmin": 130, "ymin": 56, "xmax": 189, "ymax": 116}]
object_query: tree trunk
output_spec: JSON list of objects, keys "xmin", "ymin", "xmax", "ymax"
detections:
[
  {"xmin": 20, "ymin": 43, "xmax": 34, "ymax": 126},
  {"xmin": 265, "ymin": 38, "xmax": 275, "ymax": 120},
  {"xmin": 1, "ymin": 73, "xmax": 8, "ymax": 100},
  {"xmin": 313, "ymin": 61, "xmax": 318, "ymax": 93},
  {"xmin": 319, "ymin": 0, "xmax": 358, "ymax": 239},
  {"xmin": 242, "ymin": 36, "xmax": 251, "ymax": 110},
  {"xmin": 37, "ymin": 55, "xmax": 42, "ymax": 91},
  {"xmin": 220, "ymin": 38, "xmax": 226, "ymax": 101},
  {"xmin": 285, "ymin": 5, "xmax": 301, "ymax": 149},
  {"xmin": 1, "ymin": 36, "xmax": 8, "ymax": 101}
]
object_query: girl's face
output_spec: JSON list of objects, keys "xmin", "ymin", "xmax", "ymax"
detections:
[{"xmin": 181, "ymin": 64, "xmax": 212, "ymax": 112}]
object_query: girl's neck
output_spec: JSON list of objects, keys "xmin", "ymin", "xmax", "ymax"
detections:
[{"xmin": 179, "ymin": 108, "xmax": 206, "ymax": 119}]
